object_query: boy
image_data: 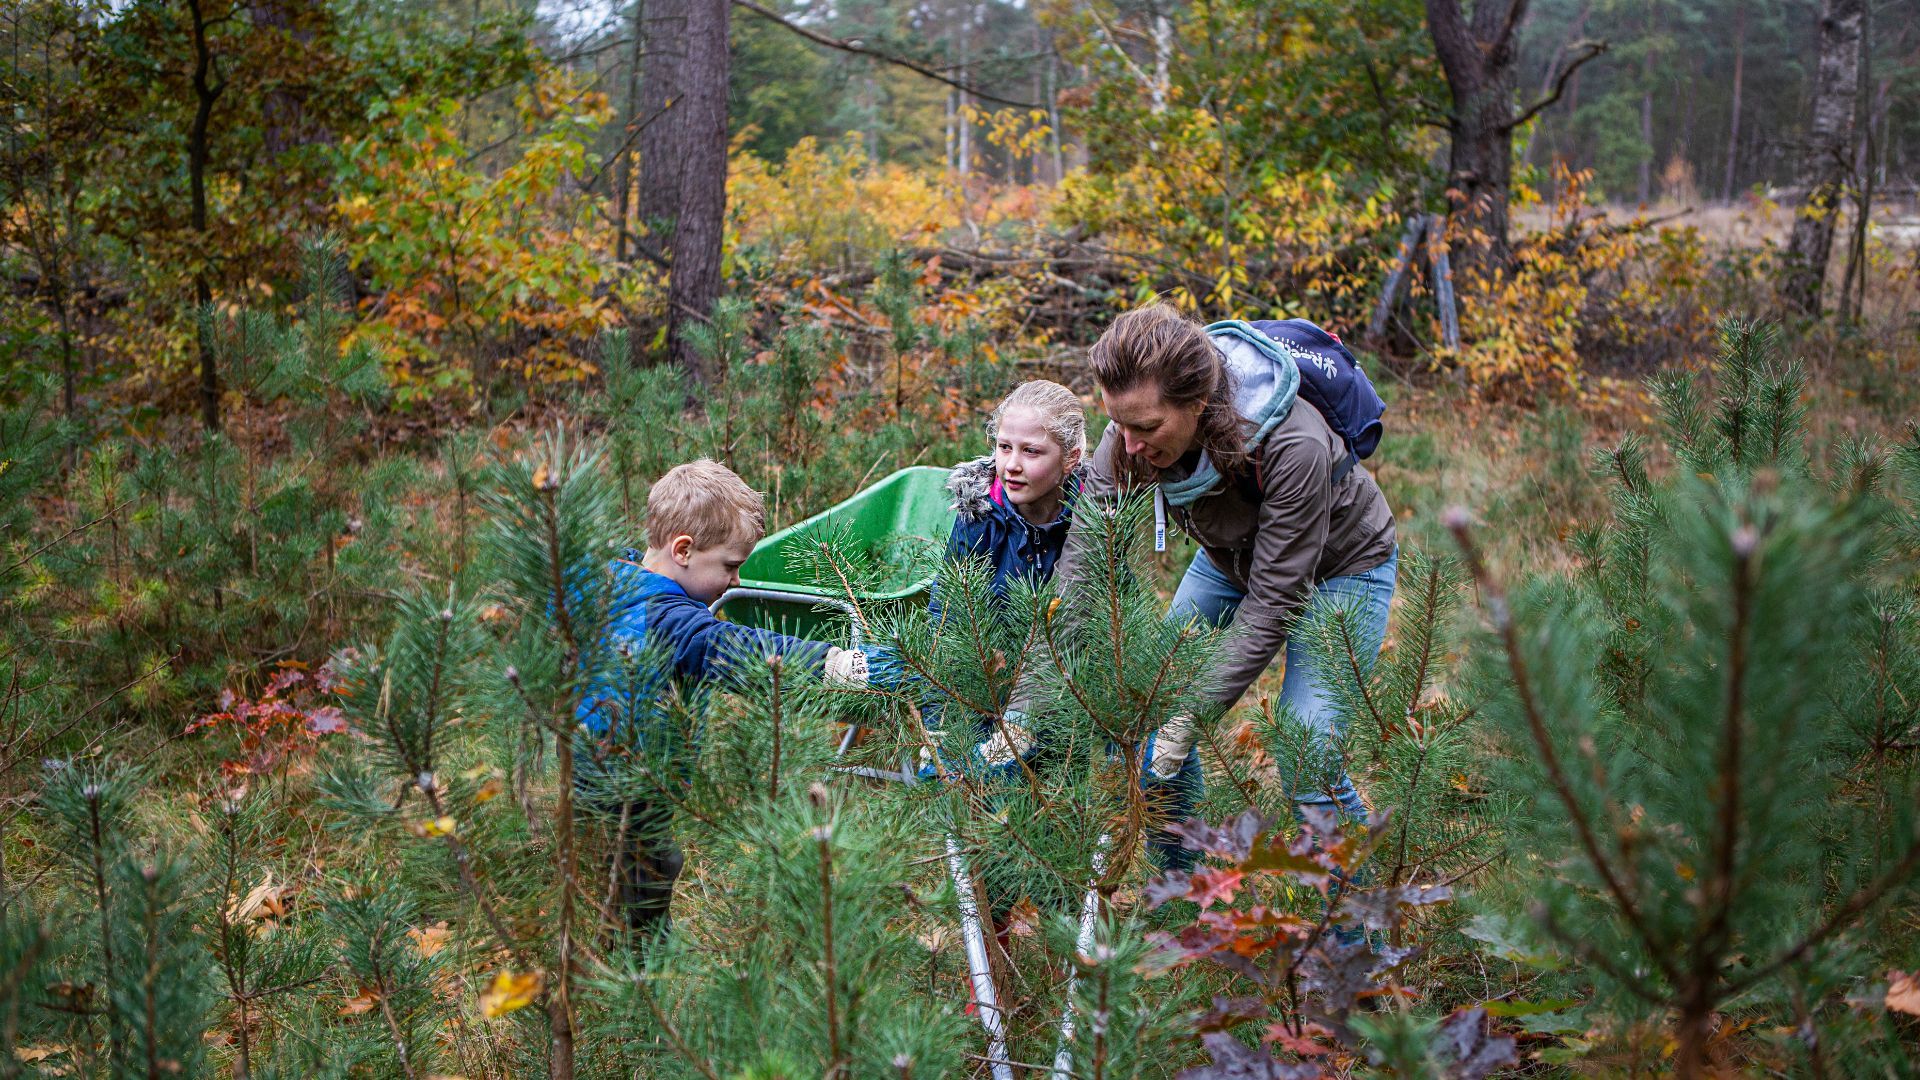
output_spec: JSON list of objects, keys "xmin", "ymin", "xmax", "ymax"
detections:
[{"xmin": 576, "ymin": 459, "xmax": 877, "ymax": 935}]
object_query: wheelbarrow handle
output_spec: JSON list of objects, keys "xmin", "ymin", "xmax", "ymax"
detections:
[
  {"xmin": 1050, "ymin": 837, "xmax": 1110, "ymax": 1080},
  {"xmin": 947, "ymin": 835, "xmax": 1015, "ymax": 1080},
  {"xmin": 709, "ymin": 587, "xmax": 864, "ymax": 650}
]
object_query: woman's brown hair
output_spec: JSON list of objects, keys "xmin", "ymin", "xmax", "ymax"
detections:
[{"xmin": 1088, "ymin": 303, "xmax": 1250, "ymax": 484}]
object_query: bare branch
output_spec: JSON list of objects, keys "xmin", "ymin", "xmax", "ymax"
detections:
[
  {"xmin": 1502, "ymin": 41, "xmax": 1608, "ymax": 133},
  {"xmin": 730, "ymin": 0, "xmax": 1041, "ymax": 111}
]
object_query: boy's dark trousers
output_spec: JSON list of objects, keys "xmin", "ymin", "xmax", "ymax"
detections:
[{"xmin": 597, "ymin": 800, "xmax": 683, "ymax": 936}]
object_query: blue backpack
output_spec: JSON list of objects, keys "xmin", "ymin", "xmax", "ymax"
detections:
[{"xmin": 1210, "ymin": 318, "xmax": 1386, "ymax": 487}]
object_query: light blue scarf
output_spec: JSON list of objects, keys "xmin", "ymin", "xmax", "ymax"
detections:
[{"xmin": 1157, "ymin": 320, "xmax": 1302, "ymax": 509}]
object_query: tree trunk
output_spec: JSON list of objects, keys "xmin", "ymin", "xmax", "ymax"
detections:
[
  {"xmin": 956, "ymin": 12, "xmax": 972, "ymax": 175},
  {"xmin": 1637, "ymin": 1, "xmax": 1656, "ymax": 206},
  {"xmin": 1425, "ymin": 0, "xmax": 1528, "ymax": 288},
  {"xmin": 636, "ymin": 0, "xmax": 688, "ymax": 236},
  {"xmin": 615, "ymin": 0, "xmax": 645, "ymax": 264},
  {"xmin": 1781, "ymin": 0, "xmax": 1864, "ymax": 317},
  {"xmin": 1046, "ymin": 35, "xmax": 1065, "ymax": 183},
  {"xmin": 250, "ymin": 0, "xmax": 310, "ymax": 157},
  {"xmin": 1151, "ymin": 8, "xmax": 1172, "ymax": 113},
  {"xmin": 187, "ymin": 0, "xmax": 224, "ymax": 432},
  {"xmin": 1838, "ymin": 1, "xmax": 1874, "ymax": 323},
  {"xmin": 1721, "ymin": 0, "xmax": 1746, "ymax": 202},
  {"xmin": 665, "ymin": 0, "xmax": 729, "ymax": 383}
]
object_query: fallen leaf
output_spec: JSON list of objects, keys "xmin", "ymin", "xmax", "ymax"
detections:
[
  {"xmin": 1003, "ymin": 898, "xmax": 1040, "ymax": 938},
  {"xmin": 410, "ymin": 816, "xmax": 458, "ymax": 838},
  {"xmin": 474, "ymin": 779, "xmax": 504, "ymax": 804},
  {"xmin": 410, "ymin": 921, "xmax": 451, "ymax": 959},
  {"xmin": 1888, "ymin": 971, "xmax": 1920, "ymax": 1016},
  {"xmin": 338, "ymin": 989, "xmax": 380, "ymax": 1015},
  {"xmin": 229, "ymin": 874, "xmax": 294, "ymax": 922},
  {"xmin": 479, "ymin": 970, "xmax": 542, "ymax": 1017},
  {"xmin": 14, "ymin": 1045, "xmax": 67, "ymax": 1063}
]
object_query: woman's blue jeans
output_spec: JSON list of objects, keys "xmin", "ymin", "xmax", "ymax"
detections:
[{"xmin": 1148, "ymin": 547, "xmax": 1398, "ymax": 869}]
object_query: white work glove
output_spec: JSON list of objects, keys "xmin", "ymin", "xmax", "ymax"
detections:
[
  {"xmin": 822, "ymin": 646, "xmax": 869, "ymax": 688},
  {"xmin": 1145, "ymin": 714, "xmax": 1197, "ymax": 780},
  {"xmin": 977, "ymin": 720, "xmax": 1035, "ymax": 768}
]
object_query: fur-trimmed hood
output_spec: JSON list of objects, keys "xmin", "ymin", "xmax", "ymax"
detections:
[
  {"xmin": 945, "ymin": 456, "xmax": 1085, "ymax": 525},
  {"xmin": 945, "ymin": 456, "xmax": 1000, "ymax": 522}
]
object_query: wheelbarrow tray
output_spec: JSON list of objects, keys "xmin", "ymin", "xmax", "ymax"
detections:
[{"xmin": 711, "ymin": 465, "xmax": 954, "ymax": 640}]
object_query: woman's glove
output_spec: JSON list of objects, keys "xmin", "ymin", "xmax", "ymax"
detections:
[
  {"xmin": 976, "ymin": 719, "xmax": 1035, "ymax": 768},
  {"xmin": 916, "ymin": 711, "xmax": 1036, "ymax": 780},
  {"xmin": 822, "ymin": 646, "xmax": 869, "ymax": 688},
  {"xmin": 1143, "ymin": 714, "xmax": 1197, "ymax": 780}
]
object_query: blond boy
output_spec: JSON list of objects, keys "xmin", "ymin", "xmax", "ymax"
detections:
[{"xmin": 576, "ymin": 459, "xmax": 874, "ymax": 933}]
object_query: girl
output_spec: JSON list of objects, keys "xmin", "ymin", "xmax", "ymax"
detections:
[
  {"xmin": 927, "ymin": 379, "xmax": 1085, "ymax": 770},
  {"xmin": 938, "ymin": 379, "xmax": 1086, "ymax": 609}
]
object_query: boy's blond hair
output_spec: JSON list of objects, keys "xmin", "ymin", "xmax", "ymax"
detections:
[{"xmin": 644, "ymin": 459, "xmax": 765, "ymax": 550}]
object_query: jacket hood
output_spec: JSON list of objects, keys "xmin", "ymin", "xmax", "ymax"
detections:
[
  {"xmin": 946, "ymin": 457, "xmax": 1000, "ymax": 522},
  {"xmin": 1211, "ymin": 323, "xmax": 1302, "ymax": 441},
  {"xmin": 612, "ymin": 552, "xmax": 692, "ymax": 602}
]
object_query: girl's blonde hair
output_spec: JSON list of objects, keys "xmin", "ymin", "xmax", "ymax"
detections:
[{"xmin": 988, "ymin": 380, "xmax": 1086, "ymax": 456}]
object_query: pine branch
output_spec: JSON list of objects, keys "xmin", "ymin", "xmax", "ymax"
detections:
[{"xmin": 1693, "ymin": 524, "xmax": 1758, "ymax": 993}]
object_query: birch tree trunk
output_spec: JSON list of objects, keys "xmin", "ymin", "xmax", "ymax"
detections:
[{"xmin": 1781, "ymin": 0, "xmax": 1864, "ymax": 317}]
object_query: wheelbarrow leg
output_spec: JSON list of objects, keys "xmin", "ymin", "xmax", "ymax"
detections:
[
  {"xmin": 945, "ymin": 835, "xmax": 1014, "ymax": 1080},
  {"xmin": 1049, "ymin": 837, "xmax": 1109, "ymax": 1080}
]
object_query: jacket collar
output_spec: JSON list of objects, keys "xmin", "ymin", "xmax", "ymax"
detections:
[{"xmin": 614, "ymin": 552, "xmax": 692, "ymax": 601}]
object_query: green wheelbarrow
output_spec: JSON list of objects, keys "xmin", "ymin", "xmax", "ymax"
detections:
[
  {"xmin": 709, "ymin": 465, "xmax": 955, "ymax": 641},
  {"xmin": 708, "ymin": 464, "xmax": 954, "ymax": 785}
]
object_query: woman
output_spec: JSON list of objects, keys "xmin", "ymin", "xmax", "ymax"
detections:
[{"xmin": 1061, "ymin": 303, "xmax": 1397, "ymax": 847}]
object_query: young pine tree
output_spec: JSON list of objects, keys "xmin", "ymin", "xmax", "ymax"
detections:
[{"xmin": 1452, "ymin": 321, "xmax": 1920, "ymax": 1076}]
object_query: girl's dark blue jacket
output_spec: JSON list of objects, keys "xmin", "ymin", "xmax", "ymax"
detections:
[{"xmin": 928, "ymin": 457, "xmax": 1081, "ymax": 621}]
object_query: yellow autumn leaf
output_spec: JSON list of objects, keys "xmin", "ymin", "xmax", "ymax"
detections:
[
  {"xmin": 411, "ymin": 816, "xmax": 457, "ymax": 838},
  {"xmin": 474, "ymin": 779, "xmax": 505, "ymax": 804},
  {"xmin": 479, "ymin": 970, "xmax": 543, "ymax": 1017}
]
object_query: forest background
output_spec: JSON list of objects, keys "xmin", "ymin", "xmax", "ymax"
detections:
[{"xmin": 2, "ymin": 0, "xmax": 1919, "ymax": 1076}]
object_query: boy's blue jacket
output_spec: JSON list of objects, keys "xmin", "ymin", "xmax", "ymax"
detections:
[
  {"xmin": 576, "ymin": 554, "xmax": 834, "ymax": 742},
  {"xmin": 928, "ymin": 457, "xmax": 1080, "ymax": 621}
]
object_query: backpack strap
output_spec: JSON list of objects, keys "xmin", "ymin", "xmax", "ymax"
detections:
[
  {"xmin": 1231, "ymin": 448, "xmax": 1356, "ymax": 503},
  {"xmin": 1331, "ymin": 449, "xmax": 1357, "ymax": 488}
]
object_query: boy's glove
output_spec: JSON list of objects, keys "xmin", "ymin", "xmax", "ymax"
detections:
[
  {"xmin": 1143, "ymin": 714, "xmax": 1197, "ymax": 780},
  {"xmin": 822, "ymin": 646, "xmax": 869, "ymax": 688}
]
